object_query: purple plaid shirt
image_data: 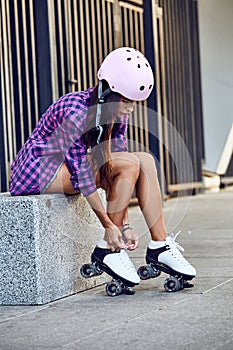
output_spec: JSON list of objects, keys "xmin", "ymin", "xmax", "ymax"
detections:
[{"xmin": 10, "ymin": 87, "xmax": 128, "ymax": 197}]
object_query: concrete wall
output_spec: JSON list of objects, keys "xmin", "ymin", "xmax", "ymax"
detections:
[{"xmin": 198, "ymin": 0, "xmax": 233, "ymax": 174}]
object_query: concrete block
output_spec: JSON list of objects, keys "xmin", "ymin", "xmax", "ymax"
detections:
[
  {"xmin": 0, "ymin": 191, "xmax": 108, "ymax": 305},
  {"xmin": 202, "ymin": 172, "xmax": 221, "ymax": 193}
]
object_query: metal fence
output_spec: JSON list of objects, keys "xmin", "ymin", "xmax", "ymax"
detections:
[
  {"xmin": 0, "ymin": 0, "xmax": 205, "ymax": 195},
  {"xmin": 0, "ymin": 0, "xmax": 149, "ymax": 192}
]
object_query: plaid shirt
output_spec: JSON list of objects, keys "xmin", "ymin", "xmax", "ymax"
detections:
[{"xmin": 10, "ymin": 87, "xmax": 128, "ymax": 197}]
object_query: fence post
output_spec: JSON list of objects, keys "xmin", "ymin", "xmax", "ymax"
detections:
[
  {"xmin": 33, "ymin": 0, "xmax": 58, "ymax": 115},
  {"xmin": 113, "ymin": 0, "xmax": 122, "ymax": 48}
]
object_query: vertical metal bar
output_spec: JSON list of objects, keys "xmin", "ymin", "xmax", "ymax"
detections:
[
  {"xmin": 79, "ymin": 0, "xmax": 88, "ymax": 89},
  {"xmin": 158, "ymin": 9, "xmax": 170, "ymax": 187},
  {"xmin": 128, "ymin": 7, "xmax": 134, "ymax": 46},
  {"xmin": 13, "ymin": 1, "xmax": 24, "ymax": 145},
  {"xmin": 65, "ymin": 0, "xmax": 75, "ymax": 92},
  {"xmin": 96, "ymin": 0, "xmax": 103, "ymax": 65},
  {"xmin": 127, "ymin": 8, "xmax": 134, "ymax": 151},
  {"xmin": 29, "ymin": 0, "xmax": 39, "ymax": 124},
  {"xmin": 47, "ymin": 0, "xmax": 58, "ymax": 99},
  {"xmin": 118, "ymin": 2, "xmax": 148, "ymax": 153},
  {"xmin": 151, "ymin": 0, "xmax": 166, "ymax": 194},
  {"xmin": 85, "ymin": 0, "xmax": 92, "ymax": 87},
  {"xmin": 90, "ymin": 0, "xmax": 98, "ymax": 83},
  {"xmin": 129, "ymin": 7, "xmax": 138, "ymax": 150},
  {"xmin": 5, "ymin": 0, "xmax": 16, "ymax": 162},
  {"xmin": 0, "ymin": 0, "xmax": 8, "ymax": 191},
  {"xmin": 139, "ymin": 9, "xmax": 149, "ymax": 151},
  {"xmin": 139, "ymin": 6, "xmax": 144, "ymax": 51},
  {"xmin": 123, "ymin": 6, "xmax": 129, "ymax": 46},
  {"xmin": 139, "ymin": 5, "xmax": 149, "ymax": 152},
  {"xmin": 185, "ymin": 0, "xmax": 197, "ymax": 181},
  {"xmin": 57, "ymin": 0, "xmax": 66, "ymax": 96},
  {"xmin": 134, "ymin": 9, "xmax": 139, "ymax": 49},
  {"xmin": 113, "ymin": 0, "xmax": 122, "ymax": 48},
  {"xmin": 21, "ymin": 0, "xmax": 32, "ymax": 134},
  {"xmin": 167, "ymin": 0, "xmax": 176, "ymax": 185},
  {"xmin": 171, "ymin": 0, "xmax": 181, "ymax": 183},
  {"xmin": 72, "ymin": 0, "xmax": 81, "ymax": 91},
  {"xmin": 102, "ymin": 0, "xmax": 108, "ymax": 56},
  {"xmin": 191, "ymin": 0, "xmax": 204, "ymax": 172},
  {"xmin": 107, "ymin": 0, "xmax": 113, "ymax": 52}
]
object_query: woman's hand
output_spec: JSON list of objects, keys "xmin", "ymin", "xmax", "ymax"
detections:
[
  {"xmin": 122, "ymin": 226, "xmax": 139, "ymax": 251},
  {"xmin": 86, "ymin": 192, "xmax": 124, "ymax": 251},
  {"xmin": 104, "ymin": 224, "xmax": 125, "ymax": 252}
]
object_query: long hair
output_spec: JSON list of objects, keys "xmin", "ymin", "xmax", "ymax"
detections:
[{"xmin": 83, "ymin": 80, "xmax": 122, "ymax": 193}]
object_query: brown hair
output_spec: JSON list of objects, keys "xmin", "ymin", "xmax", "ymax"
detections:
[{"xmin": 83, "ymin": 81, "xmax": 122, "ymax": 193}]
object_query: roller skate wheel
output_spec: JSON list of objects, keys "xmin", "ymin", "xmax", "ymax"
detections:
[
  {"xmin": 179, "ymin": 280, "xmax": 184, "ymax": 290},
  {"xmin": 183, "ymin": 281, "xmax": 194, "ymax": 289},
  {"xmin": 80, "ymin": 263, "xmax": 93, "ymax": 278},
  {"xmin": 124, "ymin": 286, "xmax": 135, "ymax": 295},
  {"xmin": 138, "ymin": 265, "xmax": 161, "ymax": 280},
  {"xmin": 106, "ymin": 280, "xmax": 122, "ymax": 297},
  {"xmin": 80, "ymin": 263, "xmax": 103, "ymax": 278},
  {"xmin": 151, "ymin": 265, "xmax": 161, "ymax": 278},
  {"xmin": 164, "ymin": 277, "xmax": 181, "ymax": 292},
  {"xmin": 137, "ymin": 266, "xmax": 152, "ymax": 280}
]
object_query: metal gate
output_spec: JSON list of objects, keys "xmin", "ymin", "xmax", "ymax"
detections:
[
  {"xmin": 0, "ymin": 0, "xmax": 149, "ymax": 192},
  {"xmin": 0, "ymin": 0, "xmax": 204, "ymax": 195}
]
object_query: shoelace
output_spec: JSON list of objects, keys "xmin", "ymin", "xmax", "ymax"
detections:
[
  {"xmin": 167, "ymin": 231, "xmax": 191, "ymax": 266},
  {"xmin": 118, "ymin": 249, "xmax": 136, "ymax": 272},
  {"xmin": 169, "ymin": 231, "xmax": 184, "ymax": 252}
]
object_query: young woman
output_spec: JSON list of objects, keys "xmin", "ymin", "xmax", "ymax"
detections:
[{"xmin": 10, "ymin": 47, "xmax": 196, "ymax": 287}]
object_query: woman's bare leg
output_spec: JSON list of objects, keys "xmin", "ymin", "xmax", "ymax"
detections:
[
  {"xmin": 108, "ymin": 152, "xmax": 167, "ymax": 241},
  {"xmin": 106, "ymin": 153, "xmax": 140, "ymax": 227},
  {"xmin": 133, "ymin": 152, "xmax": 167, "ymax": 241},
  {"xmin": 45, "ymin": 163, "xmax": 80, "ymax": 195}
]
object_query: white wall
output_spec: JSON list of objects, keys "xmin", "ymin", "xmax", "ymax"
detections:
[{"xmin": 198, "ymin": 0, "xmax": 233, "ymax": 174}]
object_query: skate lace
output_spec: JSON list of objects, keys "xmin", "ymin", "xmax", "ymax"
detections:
[
  {"xmin": 167, "ymin": 231, "xmax": 191, "ymax": 266},
  {"xmin": 119, "ymin": 249, "xmax": 136, "ymax": 272}
]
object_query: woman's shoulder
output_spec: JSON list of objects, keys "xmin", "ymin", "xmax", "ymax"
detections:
[{"xmin": 54, "ymin": 87, "xmax": 95, "ymax": 111}]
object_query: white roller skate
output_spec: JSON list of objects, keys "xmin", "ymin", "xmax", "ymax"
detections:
[
  {"xmin": 138, "ymin": 232, "xmax": 196, "ymax": 292},
  {"xmin": 80, "ymin": 247, "xmax": 140, "ymax": 296}
]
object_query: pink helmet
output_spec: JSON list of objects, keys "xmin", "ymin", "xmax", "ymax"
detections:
[{"xmin": 97, "ymin": 47, "xmax": 154, "ymax": 101}]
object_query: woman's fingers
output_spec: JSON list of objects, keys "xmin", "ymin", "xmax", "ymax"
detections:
[
  {"xmin": 122, "ymin": 228, "xmax": 139, "ymax": 250},
  {"xmin": 104, "ymin": 226, "xmax": 124, "ymax": 251}
]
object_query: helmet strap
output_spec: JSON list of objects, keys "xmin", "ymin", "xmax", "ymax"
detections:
[{"xmin": 95, "ymin": 81, "xmax": 112, "ymax": 144}]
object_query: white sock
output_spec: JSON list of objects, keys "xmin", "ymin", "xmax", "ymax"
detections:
[
  {"xmin": 148, "ymin": 240, "xmax": 166, "ymax": 249},
  {"xmin": 97, "ymin": 239, "xmax": 108, "ymax": 249}
]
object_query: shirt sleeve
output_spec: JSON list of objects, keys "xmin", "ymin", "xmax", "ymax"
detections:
[
  {"xmin": 57, "ymin": 109, "xmax": 97, "ymax": 197},
  {"xmin": 65, "ymin": 139, "xmax": 97, "ymax": 197},
  {"xmin": 111, "ymin": 115, "xmax": 129, "ymax": 152}
]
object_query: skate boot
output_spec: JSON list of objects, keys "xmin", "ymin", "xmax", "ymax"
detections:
[
  {"xmin": 138, "ymin": 232, "xmax": 196, "ymax": 292},
  {"xmin": 81, "ymin": 246, "xmax": 140, "ymax": 296}
]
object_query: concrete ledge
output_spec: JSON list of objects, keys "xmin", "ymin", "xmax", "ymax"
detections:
[
  {"xmin": 0, "ymin": 191, "xmax": 108, "ymax": 305},
  {"xmin": 202, "ymin": 171, "xmax": 221, "ymax": 193}
]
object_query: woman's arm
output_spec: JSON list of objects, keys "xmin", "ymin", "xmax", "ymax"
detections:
[{"xmin": 86, "ymin": 191, "xmax": 124, "ymax": 251}]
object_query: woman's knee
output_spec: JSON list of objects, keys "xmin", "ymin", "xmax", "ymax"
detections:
[
  {"xmin": 133, "ymin": 152, "xmax": 158, "ymax": 175},
  {"xmin": 112, "ymin": 152, "xmax": 140, "ymax": 179}
]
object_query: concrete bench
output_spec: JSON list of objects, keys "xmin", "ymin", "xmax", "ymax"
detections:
[{"xmin": 0, "ymin": 191, "xmax": 108, "ymax": 305}]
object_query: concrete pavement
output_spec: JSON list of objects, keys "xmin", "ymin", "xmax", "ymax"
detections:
[{"xmin": 0, "ymin": 187, "xmax": 233, "ymax": 350}]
